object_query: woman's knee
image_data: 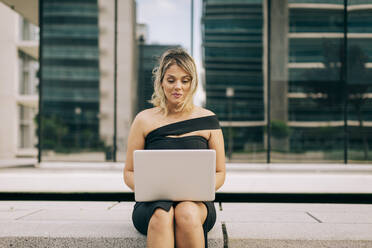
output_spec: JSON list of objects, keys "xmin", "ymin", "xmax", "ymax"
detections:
[
  {"xmin": 148, "ymin": 207, "xmax": 174, "ymax": 233},
  {"xmin": 174, "ymin": 202, "xmax": 203, "ymax": 230}
]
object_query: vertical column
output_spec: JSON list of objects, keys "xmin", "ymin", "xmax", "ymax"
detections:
[
  {"xmin": 98, "ymin": 0, "xmax": 115, "ymax": 160},
  {"xmin": 117, "ymin": 0, "xmax": 137, "ymax": 161},
  {"xmin": 270, "ymin": 0, "xmax": 289, "ymax": 152}
]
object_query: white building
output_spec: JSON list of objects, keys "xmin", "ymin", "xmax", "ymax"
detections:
[
  {"xmin": 0, "ymin": 2, "xmax": 39, "ymax": 159},
  {"xmin": 98, "ymin": 0, "xmax": 138, "ymax": 161}
]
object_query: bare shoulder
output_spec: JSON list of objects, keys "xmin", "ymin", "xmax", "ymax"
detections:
[
  {"xmin": 193, "ymin": 106, "xmax": 216, "ymax": 118},
  {"xmin": 132, "ymin": 108, "xmax": 159, "ymax": 128},
  {"xmin": 138, "ymin": 107, "xmax": 162, "ymax": 120},
  {"xmin": 133, "ymin": 107, "xmax": 164, "ymax": 135}
]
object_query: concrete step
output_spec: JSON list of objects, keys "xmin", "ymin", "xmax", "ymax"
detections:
[
  {"xmin": 0, "ymin": 223, "xmax": 223, "ymax": 248},
  {"xmin": 222, "ymin": 203, "xmax": 372, "ymax": 248},
  {"xmin": 0, "ymin": 201, "xmax": 223, "ymax": 247},
  {"xmin": 1, "ymin": 202, "xmax": 372, "ymax": 247}
]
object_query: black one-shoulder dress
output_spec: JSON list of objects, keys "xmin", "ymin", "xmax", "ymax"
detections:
[{"xmin": 132, "ymin": 115, "xmax": 221, "ymax": 248}]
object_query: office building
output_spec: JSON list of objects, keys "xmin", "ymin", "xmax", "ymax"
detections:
[
  {"xmin": 40, "ymin": 0, "xmax": 101, "ymax": 153},
  {"xmin": 202, "ymin": 0, "xmax": 265, "ymax": 156},
  {"xmin": 0, "ymin": 0, "xmax": 137, "ymax": 161},
  {"xmin": 202, "ymin": 0, "xmax": 372, "ymax": 161},
  {"xmin": 287, "ymin": 0, "xmax": 372, "ymax": 159}
]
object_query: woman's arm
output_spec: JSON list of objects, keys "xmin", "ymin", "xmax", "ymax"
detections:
[
  {"xmin": 208, "ymin": 129, "xmax": 226, "ymax": 191},
  {"xmin": 123, "ymin": 113, "xmax": 146, "ymax": 191}
]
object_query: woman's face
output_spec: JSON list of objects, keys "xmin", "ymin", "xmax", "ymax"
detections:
[{"xmin": 161, "ymin": 64, "xmax": 192, "ymax": 108}]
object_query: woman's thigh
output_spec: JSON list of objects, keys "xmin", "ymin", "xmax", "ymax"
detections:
[{"xmin": 132, "ymin": 201, "xmax": 216, "ymax": 235}]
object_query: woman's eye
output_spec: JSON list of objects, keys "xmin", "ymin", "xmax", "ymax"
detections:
[{"xmin": 167, "ymin": 79, "xmax": 174, "ymax": 83}]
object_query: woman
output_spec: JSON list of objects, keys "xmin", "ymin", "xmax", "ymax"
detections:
[{"xmin": 124, "ymin": 48, "xmax": 226, "ymax": 248}]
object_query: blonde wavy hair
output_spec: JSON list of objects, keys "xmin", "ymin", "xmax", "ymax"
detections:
[{"xmin": 149, "ymin": 48, "xmax": 198, "ymax": 115}]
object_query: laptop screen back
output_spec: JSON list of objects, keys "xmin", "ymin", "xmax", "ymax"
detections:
[{"xmin": 133, "ymin": 149, "xmax": 216, "ymax": 202}]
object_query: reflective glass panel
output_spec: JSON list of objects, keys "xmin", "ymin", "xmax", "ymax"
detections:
[
  {"xmin": 347, "ymin": 0, "xmax": 372, "ymax": 163},
  {"xmin": 202, "ymin": 0, "xmax": 265, "ymax": 162},
  {"xmin": 40, "ymin": 0, "xmax": 106, "ymax": 161},
  {"xmin": 271, "ymin": 0, "xmax": 345, "ymax": 162}
]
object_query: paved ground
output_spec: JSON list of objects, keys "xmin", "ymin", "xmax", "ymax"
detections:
[{"xmin": 1, "ymin": 201, "xmax": 372, "ymax": 247}]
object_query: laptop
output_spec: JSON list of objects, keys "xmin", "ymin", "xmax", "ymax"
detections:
[{"xmin": 133, "ymin": 149, "xmax": 216, "ymax": 202}]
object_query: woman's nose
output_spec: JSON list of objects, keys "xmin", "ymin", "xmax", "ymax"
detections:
[{"xmin": 174, "ymin": 80, "xmax": 182, "ymax": 89}]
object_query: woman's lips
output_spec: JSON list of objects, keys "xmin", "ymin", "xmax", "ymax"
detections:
[{"xmin": 172, "ymin": 93, "xmax": 182, "ymax": 98}]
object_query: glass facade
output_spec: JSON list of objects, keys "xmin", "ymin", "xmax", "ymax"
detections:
[
  {"xmin": 347, "ymin": 0, "xmax": 372, "ymax": 161},
  {"xmin": 202, "ymin": 0, "xmax": 265, "ymax": 162},
  {"xmin": 202, "ymin": 0, "xmax": 372, "ymax": 163},
  {"xmin": 282, "ymin": 1, "xmax": 345, "ymax": 162},
  {"xmin": 31, "ymin": 0, "xmax": 372, "ymax": 164},
  {"xmin": 40, "ymin": 0, "xmax": 102, "ymax": 160},
  {"xmin": 283, "ymin": 0, "xmax": 372, "ymax": 162}
]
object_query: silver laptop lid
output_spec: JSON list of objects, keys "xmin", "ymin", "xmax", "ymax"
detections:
[{"xmin": 134, "ymin": 149, "xmax": 216, "ymax": 202}]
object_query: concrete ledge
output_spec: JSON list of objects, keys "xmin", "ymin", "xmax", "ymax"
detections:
[
  {"xmin": 0, "ymin": 223, "xmax": 223, "ymax": 248},
  {"xmin": 1, "ymin": 202, "xmax": 372, "ymax": 248},
  {"xmin": 222, "ymin": 203, "xmax": 372, "ymax": 248},
  {"xmin": 0, "ymin": 201, "xmax": 223, "ymax": 248},
  {"xmin": 226, "ymin": 223, "xmax": 372, "ymax": 248},
  {"xmin": 0, "ymin": 237, "xmax": 146, "ymax": 248},
  {"xmin": 228, "ymin": 240, "xmax": 372, "ymax": 248},
  {"xmin": 0, "ymin": 224, "xmax": 222, "ymax": 248}
]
